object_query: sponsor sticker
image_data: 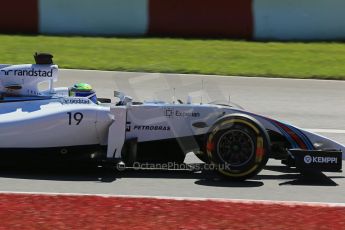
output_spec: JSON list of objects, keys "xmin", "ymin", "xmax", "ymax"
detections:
[
  {"xmin": 61, "ymin": 98, "xmax": 90, "ymax": 104},
  {"xmin": 126, "ymin": 122, "xmax": 170, "ymax": 132},
  {"xmin": 134, "ymin": 125, "xmax": 170, "ymax": 131},
  {"xmin": 126, "ymin": 122, "xmax": 131, "ymax": 132},
  {"xmin": 175, "ymin": 110, "xmax": 200, "ymax": 117},
  {"xmin": 164, "ymin": 107, "xmax": 200, "ymax": 118},
  {"xmin": 304, "ymin": 155, "xmax": 338, "ymax": 164},
  {"xmin": 164, "ymin": 108, "xmax": 174, "ymax": 118},
  {"xmin": 293, "ymin": 149, "xmax": 342, "ymax": 172},
  {"xmin": 304, "ymin": 155, "xmax": 312, "ymax": 164},
  {"xmin": 1, "ymin": 69, "xmax": 54, "ymax": 77}
]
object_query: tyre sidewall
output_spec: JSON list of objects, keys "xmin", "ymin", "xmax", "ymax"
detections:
[{"xmin": 206, "ymin": 115, "xmax": 269, "ymax": 180}]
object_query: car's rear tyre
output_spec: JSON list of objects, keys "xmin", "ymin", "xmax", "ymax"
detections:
[{"xmin": 206, "ymin": 114, "xmax": 270, "ymax": 181}]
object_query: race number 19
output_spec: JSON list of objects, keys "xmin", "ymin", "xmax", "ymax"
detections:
[{"xmin": 67, "ymin": 112, "xmax": 83, "ymax": 125}]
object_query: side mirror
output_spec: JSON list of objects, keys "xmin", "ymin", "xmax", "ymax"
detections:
[
  {"xmin": 114, "ymin": 91, "xmax": 132, "ymax": 105},
  {"xmin": 114, "ymin": 91, "xmax": 125, "ymax": 99}
]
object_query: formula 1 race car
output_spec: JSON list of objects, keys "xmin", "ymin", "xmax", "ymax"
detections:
[{"xmin": 0, "ymin": 53, "xmax": 343, "ymax": 180}]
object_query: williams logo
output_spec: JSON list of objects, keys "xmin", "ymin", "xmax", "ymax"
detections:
[{"xmin": 0, "ymin": 68, "xmax": 54, "ymax": 77}]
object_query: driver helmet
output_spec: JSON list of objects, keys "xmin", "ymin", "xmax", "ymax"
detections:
[{"xmin": 69, "ymin": 83, "xmax": 98, "ymax": 103}]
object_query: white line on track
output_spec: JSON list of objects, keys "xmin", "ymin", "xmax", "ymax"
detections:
[
  {"xmin": 0, "ymin": 191, "xmax": 344, "ymax": 207},
  {"xmin": 305, "ymin": 129, "xmax": 345, "ymax": 134}
]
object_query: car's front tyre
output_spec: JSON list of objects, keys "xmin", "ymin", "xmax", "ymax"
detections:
[{"xmin": 206, "ymin": 114, "xmax": 270, "ymax": 180}]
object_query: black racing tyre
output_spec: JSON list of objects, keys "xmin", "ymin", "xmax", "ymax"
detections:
[{"xmin": 206, "ymin": 114, "xmax": 270, "ymax": 181}]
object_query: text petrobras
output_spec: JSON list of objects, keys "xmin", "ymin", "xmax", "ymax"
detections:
[
  {"xmin": 133, "ymin": 125, "xmax": 170, "ymax": 131},
  {"xmin": 0, "ymin": 68, "xmax": 54, "ymax": 77}
]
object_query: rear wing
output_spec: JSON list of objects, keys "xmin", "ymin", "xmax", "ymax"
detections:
[
  {"xmin": 0, "ymin": 53, "xmax": 57, "ymax": 96},
  {"xmin": 0, "ymin": 64, "xmax": 11, "ymax": 69},
  {"xmin": 0, "ymin": 64, "xmax": 58, "ymax": 96}
]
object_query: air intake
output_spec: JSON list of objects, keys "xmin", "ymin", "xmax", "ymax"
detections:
[{"xmin": 34, "ymin": 52, "xmax": 53, "ymax": 65}]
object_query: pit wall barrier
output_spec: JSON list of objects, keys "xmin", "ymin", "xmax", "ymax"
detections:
[
  {"xmin": 40, "ymin": 0, "xmax": 148, "ymax": 36},
  {"xmin": 253, "ymin": 0, "xmax": 345, "ymax": 40},
  {"xmin": 0, "ymin": 0, "xmax": 38, "ymax": 34},
  {"xmin": 1, "ymin": 0, "xmax": 345, "ymax": 40}
]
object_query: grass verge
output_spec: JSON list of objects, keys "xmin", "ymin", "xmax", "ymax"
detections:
[{"xmin": 1, "ymin": 35, "xmax": 345, "ymax": 80}]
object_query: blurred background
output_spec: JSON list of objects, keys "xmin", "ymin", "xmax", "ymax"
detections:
[
  {"xmin": 1, "ymin": 0, "xmax": 345, "ymax": 79},
  {"xmin": 3, "ymin": 0, "xmax": 345, "ymax": 40}
]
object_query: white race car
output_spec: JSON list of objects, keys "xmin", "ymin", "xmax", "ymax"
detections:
[{"xmin": 0, "ymin": 53, "xmax": 343, "ymax": 180}]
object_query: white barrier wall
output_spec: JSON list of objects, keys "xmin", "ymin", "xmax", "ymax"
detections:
[
  {"xmin": 39, "ymin": 0, "xmax": 148, "ymax": 35},
  {"xmin": 35, "ymin": 0, "xmax": 345, "ymax": 40},
  {"xmin": 254, "ymin": 0, "xmax": 345, "ymax": 40}
]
